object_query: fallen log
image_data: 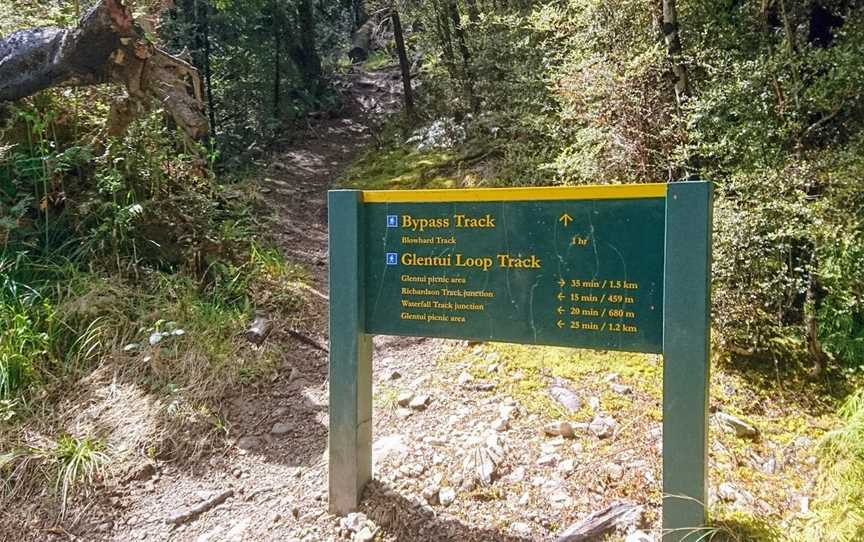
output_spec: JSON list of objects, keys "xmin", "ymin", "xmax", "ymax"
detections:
[{"xmin": 0, "ymin": 0, "xmax": 207, "ymax": 139}]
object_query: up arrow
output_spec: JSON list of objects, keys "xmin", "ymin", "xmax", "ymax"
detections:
[
  {"xmin": 556, "ymin": 320, "xmax": 565, "ymax": 329},
  {"xmin": 559, "ymin": 213, "xmax": 573, "ymax": 227}
]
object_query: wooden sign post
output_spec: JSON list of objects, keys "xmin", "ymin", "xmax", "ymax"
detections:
[{"xmin": 328, "ymin": 182, "xmax": 713, "ymax": 541}]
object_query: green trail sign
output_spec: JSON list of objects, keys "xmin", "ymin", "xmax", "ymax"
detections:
[{"xmin": 328, "ymin": 182, "xmax": 713, "ymax": 542}]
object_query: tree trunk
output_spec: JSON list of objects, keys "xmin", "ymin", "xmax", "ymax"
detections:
[
  {"xmin": 0, "ymin": 0, "xmax": 207, "ymax": 139},
  {"xmin": 448, "ymin": 1, "xmax": 479, "ymax": 113},
  {"xmin": 465, "ymin": 0, "xmax": 480, "ymax": 23},
  {"xmin": 292, "ymin": 0, "xmax": 323, "ymax": 95},
  {"xmin": 662, "ymin": 0, "xmax": 689, "ymax": 104},
  {"xmin": 200, "ymin": 0, "xmax": 217, "ymax": 135},
  {"xmin": 391, "ymin": 9, "xmax": 415, "ymax": 117},
  {"xmin": 273, "ymin": 1, "xmax": 282, "ymax": 118},
  {"xmin": 805, "ymin": 258, "xmax": 829, "ymax": 378}
]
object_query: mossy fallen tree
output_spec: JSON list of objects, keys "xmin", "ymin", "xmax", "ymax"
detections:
[{"xmin": 0, "ymin": 0, "xmax": 207, "ymax": 139}]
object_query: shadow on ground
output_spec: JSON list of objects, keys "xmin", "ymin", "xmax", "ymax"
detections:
[{"xmin": 360, "ymin": 479, "xmax": 536, "ymax": 542}]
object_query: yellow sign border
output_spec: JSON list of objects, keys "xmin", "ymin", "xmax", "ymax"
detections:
[{"xmin": 361, "ymin": 183, "xmax": 667, "ymax": 203}]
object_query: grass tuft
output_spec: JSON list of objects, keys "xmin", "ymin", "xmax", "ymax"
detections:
[{"xmin": 53, "ymin": 434, "xmax": 109, "ymax": 516}]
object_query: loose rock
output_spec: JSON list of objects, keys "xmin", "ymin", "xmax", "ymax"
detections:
[
  {"xmin": 439, "ymin": 487, "xmax": 456, "ymax": 506},
  {"xmin": 611, "ymin": 383, "xmax": 633, "ymax": 395},
  {"xmin": 715, "ymin": 411, "xmax": 759, "ymax": 439},
  {"xmin": 396, "ymin": 392, "xmax": 414, "ymax": 407},
  {"xmin": 589, "ymin": 415, "xmax": 617, "ymax": 439},
  {"xmin": 237, "ymin": 436, "xmax": 261, "ymax": 451},
  {"xmin": 382, "ymin": 369, "xmax": 401, "ymax": 381},
  {"xmin": 409, "ymin": 394, "xmax": 430, "ymax": 410},
  {"xmin": 549, "ymin": 382, "xmax": 582, "ymax": 412},
  {"xmin": 271, "ymin": 423, "xmax": 291, "ymax": 435},
  {"xmin": 718, "ymin": 482, "xmax": 739, "ymax": 502},
  {"xmin": 354, "ymin": 527, "xmax": 375, "ymax": 542},
  {"xmin": 626, "ymin": 530, "xmax": 654, "ymax": 542},
  {"xmin": 544, "ymin": 421, "xmax": 575, "ymax": 438}
]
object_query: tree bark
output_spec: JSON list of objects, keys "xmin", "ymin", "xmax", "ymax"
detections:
[
  {"xmin": 662, "ymin": 0, "xmax": 689, "ymax": 105},
  {"xmin": 199, "ymin": 0, "xmax": 217, "ymax": 135},
  {"xmin": 0, "ymin": 0, "xmax": 208, "ymax": 139},
  {"xmin": 273, "ymin": 0, "xmax": 283, "ymax": 118},
  {"xmin": 391, "ymin": 9, "xmax": 415, "ymax": 117},
  {"xmin": 447, "ymin": 1, "xmax": 479, "ymax": 113},
  {"xmin": 292, "ymin": 0, "xmax": 323, "ymax": 95}
]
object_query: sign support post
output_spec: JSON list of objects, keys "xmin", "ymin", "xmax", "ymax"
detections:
[
  {"xmin": 662, "ymin": 182, "xmax": 713, "ymax": 541},
  {"xmin": 328, "ymin": 190, "xmax": 374, "ymax": 515}
]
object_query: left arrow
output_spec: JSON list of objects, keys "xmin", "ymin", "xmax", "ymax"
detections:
[
  {"xmin": 557, "ymin": 306, "xmax": 565, "ymax": 315},
  {"xmin": 559, "ymin": 213, "xmax": 573, "ymax": 227},
  {"xmin": 557, "ymin": 292, "xmax": 565, "ymax": 301},
  {"xmin": 556, "ymin": 320, "xmax": 565, "ymax": 329}
]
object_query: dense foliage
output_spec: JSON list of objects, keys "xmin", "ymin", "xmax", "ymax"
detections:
[{"xmin": 390, "ymin": 0, "xmax": 864, "ymax": 375}]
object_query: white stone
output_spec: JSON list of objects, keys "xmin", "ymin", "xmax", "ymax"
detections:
[
  {"xmin": 589, "ymin": 414, "xmax": 617, "ymax": 439},
  {"xmin": 499, "ymin": 405, "xmax": 518, "ymax": 421},
  {"xmin": 492, "ymin": 418, "xmax": 509, "ymax": 432},
  {"xmin": 718, "ymin": 482, "xmax": 739, "ymax": 502},
  {"xmin": 409, "ymin": 394, "xmax": 430, "ymax": 410},
  {"xmin": 353, "ymin": 527, "xmax": 375, "ymax": 542},
  {"xmin": 439, "ymin": 487, "xmax": 456, "ymax": 506}
]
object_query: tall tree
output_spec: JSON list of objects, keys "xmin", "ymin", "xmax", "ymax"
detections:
[
  {"xmin": 662, "ymin": 0, "xmax": 689, "ymax": 104},
  {"xmin": 391, "ymin": 8, "xmax": 415, "ymax": 117},
  {"xmin": 447, "ymin": 0, "xmax": 479, "ymax": 113},
  {"xmin": 291, "ymin": 0, "xmax": 323, "ymax": 95}
]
